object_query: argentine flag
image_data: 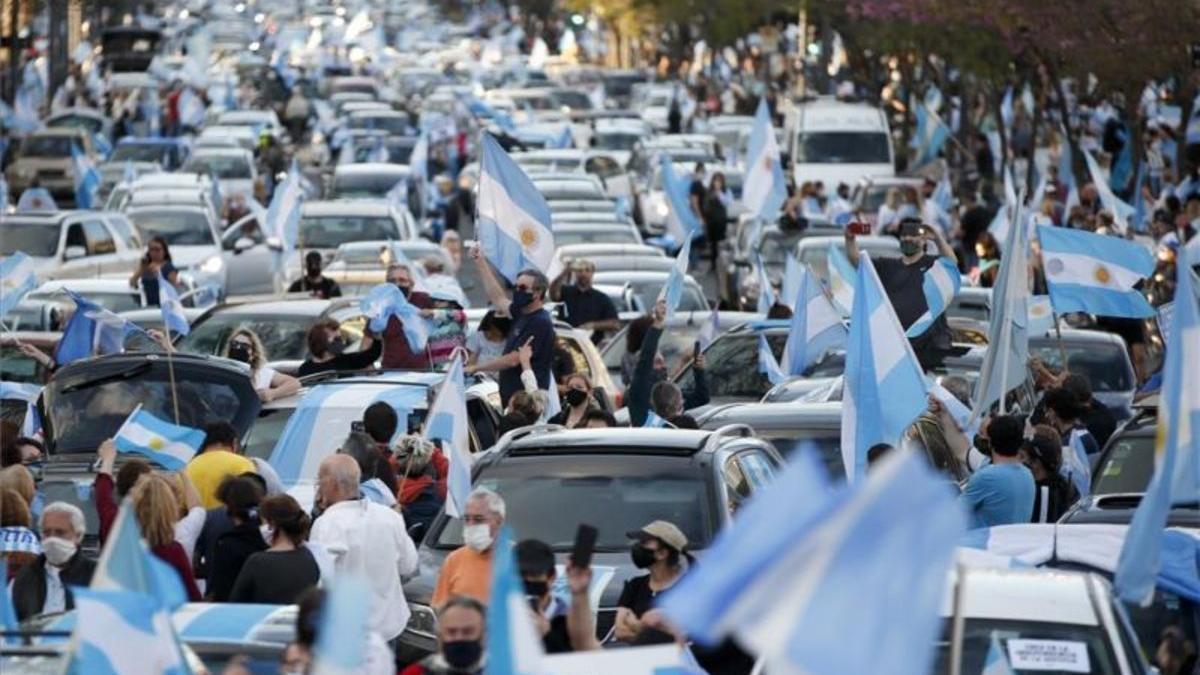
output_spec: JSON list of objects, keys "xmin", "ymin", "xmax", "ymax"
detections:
[
  {"xmin": 67, "ymin": 587, "xmax": 188, "ymax": 675},
  {"xmin": 486, "ymin": 527, "xmax": 547, "ymax": 674},
  {"xmin": 841, "ymin": 253, "xmax": 929, "ymax": 481},
  {"xmin": 983, "ymin": 635, "xmax": 1016, "ymax": 675},
  {"xmin": 660, "ymin": 153, "xmax": 702, "ymax": 244},
  {"xmin": 71, "ymin": 143, "xmax": 101, "ymax": 209},
  {"xmin": 113, "ymin": 405, "xmax": 204, "ymax": 471},
  {"xmin": 359, "ymin": 283, "xmax": 429, "ymax": 350},
  {"xmin": 424, "ymin": 354, "xmax": 471, "ymax": 518},
  {"xmin": 742, "ymin": 98, "xmax": 786, "ymax": 220},
  {"xmin": 266, "ymin": 160, "xmax": 304, "ymax": 260},
  {"xmin": 758, "ymin": 333, "xmax": 785, "ymax": 385},
  {"xmin": 754, "ymin": 252, "xmax": 776, "ymax": 314},
  {"xmin": 158, "ymin": 270, "xmax": 190, "ymax": 337},
  {"xmin": 476, "ymin": 133, "xmax": 556, "ymax": 283},
  {"xmin": 659, "ymin": 233, "xmax": 694, "ymax": 319},
  {"xmin": 311, "ymin": 578, "xmax": 371, "ymax": 675},
  {"xmin": 1081, "ymin": 149, "xmax": 1134, "ymax": 235},
  {"xmin": 55, "ymin": 290, "xmax": 145, "ymax": 366},
  {"xmin": 0, "ymin": 252, "xmax": 38, "ymax": 320},
  {"xmin": 1037, "ymin": 225, "xmax": 1155, "ymax": 319},
  {"xmin": 644, "ymin": 410, "xmax": 669, "ymax": 428},
  {"xmin": 826, "ymin": 243, "xmax": 856, "ymax": 316},
  {"xmin": 781, "ymin": 265, "xmax": 846, "ymax": 375},
  {"xmin": 905, "ymin": 257, "xmax": 961, "ymax": 337},
  {"xmin": 972, "ymin": 202, "xmax": 1031, "ymax": 421}
]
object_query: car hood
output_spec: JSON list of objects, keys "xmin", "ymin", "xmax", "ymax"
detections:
[
  {"xmin": 9, "ymin": 157, "xmax": 73, "ymax": 172},
  {"xmin": 169, "ymin": 246, "xmax": 222, "ymax": 268}
]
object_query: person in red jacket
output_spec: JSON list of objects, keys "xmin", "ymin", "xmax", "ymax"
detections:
[
  {"xmin": 92, "ymin": 439, "xmax": 153, "ymax": 546},
  {"xmin": 379, "ymin": 262, "xmax": 435, "ymax": 370},
  {"xmin": 131, "ymin": 473, "xmax": 202, "ymax": 601}
]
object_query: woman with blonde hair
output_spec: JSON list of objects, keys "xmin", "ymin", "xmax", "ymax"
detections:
[
  {"xmin": 132, "ymin": 474, "xmax": 202, "ymax": 600},
  {"xmin": 163, "ymin": 471, "xmax": 206, "ymax": 561},
  {"xmin": 222, "ymin": 328, "xmax": 301, "ymax": 403}
]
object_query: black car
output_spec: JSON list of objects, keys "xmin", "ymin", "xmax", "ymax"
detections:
[{"xmin": 397, "ymin": 424, "xmax": 783, "ymax": 663}]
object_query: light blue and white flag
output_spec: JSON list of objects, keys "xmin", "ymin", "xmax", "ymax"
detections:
[
  {"xmin": 697, "ymin": 308, "xmax": 720, "ymax": 351},
  {"xmin": 266, "ymin": 160, "xmax": 304, "ymax": 255},
  {"xmin": 54, "ymin": 290, "xmax": 145, "ymax": 365},
  {"xmin": 67, "ymin": 587, "xmax": 188, "ymax": 675},
  {"xmin": 71, "ymin": 143, "xmax": 101, "ymax": 209},
  {"xmin": 659, "ymin": 451, "xmax": 964, "ymax": 675},
  {"xmin": 1058, "ymin": 130, "xmax": 1076, "ymax": 191},
  {"xmin": 177, "ymin": 87, "xmax": 206, "ymax": 128},
  {"xmin": 425, "ymin": 354, "xmax": 471, "ymax": 518},
  {"xmin": 982, "ymin": 634, "xmax": 1016, "ymax": 675},
  {"xmin": 781, "ymin": 265, "xmax": 846, "ymax": 375},
  {"xmin": 826, "ymin": 243, "xmax": 856, "ymax": 316},
  {"xmin": 1026, "ymin": 295, "xmax": 1054, "ymax": 336},
  {"xmin": 1037, "ymin": 225, "xmax": 1155, "ymax": 318},
  {"xmin": 91, "ymin": 502, "xmax": 188, "ymax": 610},
  {"xmin": 659, "ymin": 234, "xmax": 694, "ymax": 320},
  {"xmin": 643, "ymin": 410, "xmax": 669, "ymax": 428},
  {"xmin": 359, "ymin": 283, "xmax": 429, "ymax": 349},
  {"xmin": 386, "ymin": 177, "xmax": 408, "ymax": 210},
  {"xmin": 742, "ymin": 98, "xmax": 786, "ymax": 220},
  {"xmin": 781, "ymin": 254, "xmax": 803, "ymax": 311},
  {"xmin": 551, "ymin": 124, "xmax": 574, "ymax": 149},
  {"xmin": 477, "ymin": 133, "xmax": 556, "ymax": 282},
  {"xmin": 913, "ymin": 104, "xmax": 950, "ymax": 167},
  {"xmin": 11, "ymin": 86, "xmax": 40, "ymax": 134},
  {"xmin": 1081, "ymin": 148, "xmax": 1134, "ymax": 235},
  {"xmin": 158, "ymin": 270, "xmax": 189, "ymax": 337},
  {"xmin": 660, "ymin": 153, "xmax": 702, "ymax": 243},
  {"xmin": 485, "ymin": 527, "xmax": 546, "ymax": 675},
  {"xmin": 15, "ymin": 185, "xmax": 56, "ymax": 212},
  {"xmin": 0, "ymin": 251, "xmax": 38, "ymax": 321},
  {"xmin": 1115, "ymin": 248, "xmax": 1200, "ymax": 605},
  {"xmin": 972, "ymin": 203, "xmax": 1031, "ymax": 421},
  {"xmin": 121, "ymin": 160, "xmax": 136, "ymax": 187},
  {"xmin": 311, "ymin": 578, "xmax": 371, "ymax": 675},
  {"xmin": 754, "ymin": 252, "xmax": 775, "ymax": 314},
  {"xmin": 1000, "ymin": 86, "xmax": 1014, "ymax": 132},
  {"xmin": 841, "ymin": 253, "xmax": 929, "ymax": 481},
  {"xmin": 113, "ymin": 405, "xmax": 204, "ymax": 471},
  {"xmin": 988, "ymin": 168, "xmax": 1020, "ymax": 251},
  {"xmin": 758, "ymin": 333, "xmax": 785, "ymax": 386},
  {"xmin": 906, "ymin": 257, "xmax": 961, "ymax": 337}
]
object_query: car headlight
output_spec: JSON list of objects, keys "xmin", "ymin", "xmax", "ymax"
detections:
[
  {"xmin": 407, "ymin": 602, "xmax": 437, "ymax": 639},
  {"xmin": 199, "ymin": 255, "xmax": 224, "ymax": 275}
]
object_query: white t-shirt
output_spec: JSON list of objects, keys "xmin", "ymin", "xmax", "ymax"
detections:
[
  {"xmin": 254, "ymin": 367, "xmax": 277, "ymax": 390},
  {"xmin": 173, "ymin": 506, "xmax": 207, "ymax": 561}
]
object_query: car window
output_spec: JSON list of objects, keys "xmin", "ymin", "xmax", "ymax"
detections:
[
  {"xmin": 243, "ymin": 408, "xmax": 296, "ymax": 461},
  {"xmin": 721, "ymin": 455, "xmax": 750, "ymax": 514},
  {"xmin": 0, "ymin": 345, "xmax": 47, "ymax": 383},
  {"xmin": 1093, "ymin": 432, "xmax": 1154, "ymax": 495},
  {"xmin": 737, "ymin": 451, "xmax": 775, "ymax": 490},
  {"xmin": 930, "ymin": 620, "xmax": 1120, "ymax": 675},
  {"xmin": 0, "ymin": 221, "xmax": 61, "ymax": 257},
  {"xmin": 64, "ymin": 223, "xmax": 87, "ymax": 252},
  {"xmin": 585, "ymin": 156, "xmax": 621, "ymax": 178},
  {"xmin": 127, "ymin": 210, "xmax": 216, "ymax": 247},
  {"xmin": 762, "ymin": 434, "xmax": 843, "ymax": 479},
  {"xmin": 183, "ymin": 155, "xmax": 252, "ymax": 179},
  {"xmin": 678, "ymin": 333, "xmax": 786, "ymax": 400},
  {"xmin": 19, "ymin": 136, "xmax": 75, "ymax": 157},
  {"xmin": 81, "ymin": 219, "xmax": 117, "ymax": 255},
  {"xmin": 104, "ymin": 216, "xmax": 141, "ymax": 250},
  {"xmin": 554, "ymin": 336, "xmax": 591, "ymax": 381},
  {"xmin": 111, "ymin": 144, "xmax": 171, "ymax": 164},
  {"xmin": 1030, "ymin": 342, "xmax": 1132, "ymax": 392},
  {"xmin": 332, "ymin": 174, "xmax": 408, "ymax": 198},
  {"xmin": 299, "ymin": 216, "xmax": 401, "ymax": 248},
  {"xmin": 796, "ymin": 131, "xmax": 891, "ymax": 164},
  {"xmin": 179, "ymin": 314, "xmax": 313, "ymax": 361}
]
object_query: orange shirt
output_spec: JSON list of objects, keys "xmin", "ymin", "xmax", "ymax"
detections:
[{"xmin": 431, "ymin": 546, "xmax": 493, "ymax": 608}]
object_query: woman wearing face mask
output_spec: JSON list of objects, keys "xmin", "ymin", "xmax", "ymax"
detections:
[
  {"xmin": 1020, "ymin": 425, "xmax": 1080, "ymax": 523},
  {"xmin": 229, "ymin": 494, "xmax": 320, "ymax": 604},
  {"xmin": 546, "ymin": 373, "xmax": 598, "ymax": 428},
  {"xmin": 394, "ymin": 436, "xmax": 446, "ymax": 535},
  {"xmin": 615, "ymin": 520, "xmax": 693, "ymax": 643},
  {"xmin": 224, "ymin": 329, "xmax": 301, "ymax": 403},
  {"xmin": 970, "ymin": 232, "xmax": 1001, "ymax": 288},
  {"xmin": 298, "ymin": 319, "xmax": 381, "ymax": 377},
  {"xmin": 129, "ymin": 236, "xmax": 179, "ymax": 307}
]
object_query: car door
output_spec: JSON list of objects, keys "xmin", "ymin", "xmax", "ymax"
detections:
[
  {"xmin": 53, "ymin": 218, "xmax": 117, "ymax": 278},
  {"xmin": 220, "ymin": 214, "xmax": 278, "ymax": 295}
]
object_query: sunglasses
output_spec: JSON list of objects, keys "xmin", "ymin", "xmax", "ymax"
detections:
[{"xmin": 230, "ymin": 340, "xmax": 253, "ymax": 349}]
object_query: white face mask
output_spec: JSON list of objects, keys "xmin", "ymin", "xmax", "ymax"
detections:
[
  {"xmin": 260, "ymin": 524, "xmax": 274, "ymax": 546},
  {"xmin": 42, "ymin": 537, "xmax": 78, "ymax": 566},
  {"xmin": 463, "ymin": 523, "xmax": 493, "ymax": 552}
]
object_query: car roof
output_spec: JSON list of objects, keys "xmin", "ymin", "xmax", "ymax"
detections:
[
  {"xmin": 190, "ymin": 146, "xmax": 252, "ymax": 157},
  {"xmin": 301, "ymin": 201, "xmax": 396, "ymax": 216},
  {"xmin": 945, "ymin": 567, "xmax": 1101, "ymax": 625},
  {"xmin": 698, "ymin": 401, "xmax": 842, "ymax": 430},
  {"xmin": 206, "ymin": 298, "xmax": 346, "ymax": 316},
  {"xmin": 334, "ymin": 163, "xmax": 411, "ymax": 177},
  {"xmin": 33, "ymin": 278, "xmax": 136, "ymax": 293},
  {"xmin": 496, "ymin": 425, "xmax": 752, "ymax": 457}
]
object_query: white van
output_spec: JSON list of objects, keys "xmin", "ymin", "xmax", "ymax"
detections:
[{"xmin": 785, "ymin": 97, "xmax": 895, "ymax": 190}]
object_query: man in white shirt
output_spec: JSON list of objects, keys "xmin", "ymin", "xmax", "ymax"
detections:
[
  {"xmin": 310, "ymin": 454, "xmax": 418, "ymax": 643},
  {"xmin": 11, "ymin": 502, "xmax": 96, "ymax": 620}
]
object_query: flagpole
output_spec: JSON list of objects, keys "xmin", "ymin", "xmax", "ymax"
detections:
[
  {"xmin": 948, "ymin": 561, "xmax": 967, "ymax": 675},
  {"xmin": 161, "ymin": 313, "xmax": 181, "ymax": 424}
]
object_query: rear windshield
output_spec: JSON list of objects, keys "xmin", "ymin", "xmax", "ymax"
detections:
[
  {"xmin": 931, "ymin": 619, "xmax": 1119, "ymax": 675},
  {"xmin": 1030, "ymin": 342, "xmax": 1132, "ymax": 392},
  {"xmin": 1093, "ymin": 432, "xmax": 1154, "ymax": 495},
  {"xmin": 20, "ymin": 136, "xmax": 76, "ymax": 158},
  {"xmin": 554, "ymin": 229, "xmax": 638, "ymax": 246},
  {"xmin": 179, "ymin": 313, "xmax": 314, "ymax": 362},
  {"xmin": 678, "ymin": 333, "xmax": 786, "ymax": 400},
  {"xmin": 1, "ymin": 221, "xmax": 60, "ymax": 256},
  {"xmin": 796, "ymin": 131, "xmax": 891, "ymax": 164}
]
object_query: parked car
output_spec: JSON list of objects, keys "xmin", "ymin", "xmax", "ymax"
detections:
[
  {"xmin": 552, "ymin": 223, "xmax": 644, "ymax": 247},
  {"xmin": 180, "ymin": 146, "xmax": 258, "ymax": 200},
  {"xmin": 0, "ymin": 210, "xmax": 143, "ymax": 281},
  {"xmin": 1029, "ymin": 329, "xmax": 1137, "ymax": 418},
  {"xmin": 6, "ymin": 128, "xmax": 98, "ymax": 205}
]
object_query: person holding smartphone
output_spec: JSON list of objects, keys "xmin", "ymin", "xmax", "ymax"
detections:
[
  {"xmin": 844, "ymin": 217, "xmax": 958, "ymax": 368},
  {"xmin": 128, "ymin": 236, "xmax": 179, "ymax": 307}
]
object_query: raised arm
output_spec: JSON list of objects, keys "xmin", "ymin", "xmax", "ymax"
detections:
[
  {"xmin": 549, "ymin": 262, "xmax": 572, "ymax": 302},
  {"xmin": 470, "ymin": 243, "xmax": 512, "ymax": 315},
  {"xmin": 843, "ymin": 228, "xmax": 860, "ymax": 267}
]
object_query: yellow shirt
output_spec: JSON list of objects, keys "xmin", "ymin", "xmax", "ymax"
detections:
[
  {"xmin": 431, "ymin": 546, "xmax": 493, "ymax": 608},
  {"xmin": 185, "ymin": 450, "xmax": 257, "ymax": 509}
]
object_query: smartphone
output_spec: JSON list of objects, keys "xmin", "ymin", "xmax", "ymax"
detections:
[
  {"xmin": 693, "ymin": 339, "xmax": 702, "ymax": 359},
  {"xmin": 350, "ymin": 420, "xmax": 366, "ymax": 434},
  {"xmin": 570, "ymin": 524, "xmax": 598, "ymax": 569},
  {"xmin": 848, "ymin": 221, "xmax": 871, "ymax": 236}
]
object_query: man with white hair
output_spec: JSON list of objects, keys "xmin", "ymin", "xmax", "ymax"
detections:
[
  {"xmin": 310, "ymin": 455, "xmax": 418, "ymax": 648},
  {"xmin": 431, "ymin": 487, "xmax": 506, "ymax": 608},
  {"xmin": 12, "ymin": 501, "xmax": 96, "ymax": 620},
  {"xmin": 379, "ymin": 261, "xmax": 435, "ymax": 369}
]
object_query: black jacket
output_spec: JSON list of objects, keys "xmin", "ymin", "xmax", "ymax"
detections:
[
  {"xmin": 207, "ymin": 523, "xmax": 267, "ymax": 602},
  {"xmin": 12, "ymin": 552, "xmax": 96, "ymax": 621}
]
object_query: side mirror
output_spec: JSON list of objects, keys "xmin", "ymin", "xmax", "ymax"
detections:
[
  {"xmin": 407, "ymin": 521, "xmax": 427, "ymax": 545},
  {"xmin": 63, "ymin": 245, "xmax": 87, "ymax": 261},
  {"xmin": 265, "ymin": 236, "xmax": 283, "ymax": 251},
  {"xmin": 233, "ymin": 236, "xmax": 256, "ymax": 253}
]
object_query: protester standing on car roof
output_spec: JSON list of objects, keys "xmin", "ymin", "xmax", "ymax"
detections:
[
  {"xmin": 129, "ymin": 236, "xmax": 180, "ymax": 307},
  {"xmin": 465, "ymin": 246, "xmax": 556, "ymax": 409},
  {"xmin": 432, "ymin": 488, "xmax": 505, "ymax": 608},
  {"xmin": 288, "ymin": 251, "xmax": 342, "ymax": 299},
  {"xmin": 298, "ymin": 318, "xmax": 380, "ymax": 378},
  {"xmin": 627, "ymin": 300, "xmax": 709, "ymax": 427},
  {"xmin": 549, "ymin": 258, "xmax": 619, "ymax": 343}
]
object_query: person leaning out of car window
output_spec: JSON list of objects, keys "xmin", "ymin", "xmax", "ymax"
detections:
[
  {"xmin": 129, "ymin": 236, "xmax": 180, "ymax": 307},
  {"xmin": 299, "ymin": 318, "xmax": 381, "ymax": 377},
  {"xmin": 626, "ymin": 299, "xmax": 709, "ymax": 427},
  {"xmin": 12, "ymin": 502, "xmax": 95, "ymax": 620},
  {"xmin": 222, "ymin": 328, "xmax": 301, "ymax": 403},
  {"xmin": 615, "ymin": 520, "xmax": 694, "ymax": 644},
  {"xmin": 516, "ymin": 538, "xmax": 600, "ymax": 654}
]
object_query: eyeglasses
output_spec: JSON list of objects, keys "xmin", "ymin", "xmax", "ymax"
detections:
[{"xmin": 230, "ymin": 340, "xmax": 253, "ymax": 349}]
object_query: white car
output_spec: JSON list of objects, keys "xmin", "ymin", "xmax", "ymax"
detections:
[
  {"xmin": 180, "ymin": 147, "xmax": 258, "ymax": 200},
  {"xmin": 196, "ymin": 125, "xmax": 257, "ymax": 151},
  {"xmin": 26, "ymin": 278, "xmax": 146, "ymax": 313},
  {"xmin": 215, "ymin": 109, "xmax": 286, "ymax": 139},
  {"xmin": 552, "ymin": 223, "xmax": 644, "ymax": 247},
  {"xmin": 785, "ymin": 96, "xmax": 895, "ymax": 190},
  {"xmin": 124, "ymin": 205, "xmax": 236, "ymax": 299},
  {"xmin": 330, "ymin": 163, "xmax": 413, "ymax": 201},
  {"xmin": 515, "ymin": 149, "xmax": 632, "ymax": 200},
  {"xmin": 1, "ymin": 210, "xmax": 142, "ymax": 281},
  {"xmin": 283, "ymin": 201, "xmax": 418, "ymax": 287}
]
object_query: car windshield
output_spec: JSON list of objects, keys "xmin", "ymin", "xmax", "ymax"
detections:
[
  {"xmin": 0, "ymin": 345, "xmax": 42, "ymax": 383},
  {"xmin": 679, "ymin": 333, "xmax": 786, "ymax": 400},
  {"xmin": 435, "ymin": 454, "xmax": 714, "ymax": 550},
  {"xmin": 243, "ymin": 408, "xmax": 296, "ymax": 461},
  {"xmin": 28, "ymin": 291, "xmax": 140, "ymax": 314},
  {"xmin": 931, "ymin": 620, "xmax": 1120, "ymax": 675},
  {"xmin": 20, "ymin": 136, "xmax": 76, "ymax": 158},
  {"xmin": 594, "ymin": 132, "xmax": 641, "ymax": 151},
  {"xmin": 763, "ymin": 435, "xmax": 843, "ymax": 478},
  {"xmin": 605, "ymin": 322, "xmax": 708, "ymax": 386},
  {"xmin": 1030, "ymin": 342, "xmax": 1132, "ymax": 392},
  {"xmin": 127, "ymin": 210, "xmax": 215, "ymax": 246},
  {"xmin": 183, "ymin": 155, "xmax": 251, "ymax": 179},
  {"xmin": 0, "ymin": 221, "xmax": 60, "ymax": 256},
  {"xmin": 1093, "ymin": 432, "xmax": 1154, "ymax": 495},
  {"xmin": 552, "ymin": 91, "xmax": 591, "ymax": 110},
  {"xmin": 627, "ymin": 280, "xmax": 706, "ymax": 313},
  {"xmin": 331, "ymin": 175, "xmax": 407, "ymax": 199},
  {"xmin": 179, "ymin": 313, "xmax": 313, "ymax": 361},
  {"xmin": 110, "ymin": 144, "xmax": 169, "ymax": 163},
  {"xmin": 348, "ymin": 116, "xmax": 410, "ymax": 134},
  {"xmin": 299, "ymin": 216, "xmax": 400, "ymax": 248},
  {"xmin": 537, "ymin": 184, "xmax": 604, "ymax": 201},
  {"xmin": 796, "ymin": 131, "xmax": 891, "ymax": 164},
  {"xmin": 50, "ymin": 115, "xmax": 102, "ymax": 134},
  {"xmin": 949, "ymin": 297, "xmax": 990, "ymax": 323},
  {"xmin": 860, "ymin": 186, "xmax": 892, "ymax": 214},
  {"xmin": 554, "ymin": 229, "xmax": 639, "ymax": 246}
]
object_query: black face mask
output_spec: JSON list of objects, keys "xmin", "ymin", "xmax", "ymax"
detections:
[
  {"xmin": 329, "ymin": 337, "xmax": 347, "ymax": 355},
  {"xmin": 306, "ymin": 265, "xmax": 321, "ymax": 278},
  {"xmin": 442, "ymin": 640, "xmax": 483, "ymax": 669},
  {"xmin": 564, "ymin": 388, "xmax": 588, "ymax": 408},
  {"xmin": 395, "ymin": 283, "xmax": 412, "ymax": 298},
  {"xmin": 630, "ymin": 543, "xmax": 656, "ymax": 569},
  {"xmin": 228, "ymin": 343, "xmax": 252, "ymax": 363},
  {"xmin": 522, "ymin": 579, "xmax": 549, "ymax": 598},
  {"xmin": 900, "ymin": 239, "xmax": 922, "ymax": 256},
  {"xmin": 510, "ymin": 290, "xmax": 534, "ymax": 313}
]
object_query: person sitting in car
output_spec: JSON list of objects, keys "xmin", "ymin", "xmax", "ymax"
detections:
[{"xmin": 298, "ymin": 319, "xmax": 380, "ymax": 378}]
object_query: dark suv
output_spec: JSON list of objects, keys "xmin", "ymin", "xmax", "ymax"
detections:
[{"xmin": 397, "ymin": 424, "xmax": 783, "ymax": 662}]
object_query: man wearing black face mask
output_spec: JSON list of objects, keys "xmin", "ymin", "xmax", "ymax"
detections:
[
  {"xmin": 466, "ymin": 246, "xmax": 556, "ymax": 409},
  {"xmin": 515, "ymin": 538, "xmax": 599, "ymax": 653},
  {"xmin": 288, "ymin": 251, "xmax": 342, "ymax": 299},
  {"xmin": 379, "ymin": 262, "xmax": 436, "ymax": 370},
  {"xmin": 401, "ymin": 596, "xmax": 487, "ymax": 674},
  {"xmin": 845, "ymin": 218, "xmax": 958, "ymax": 368}
]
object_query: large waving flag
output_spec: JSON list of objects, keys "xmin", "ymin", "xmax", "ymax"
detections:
[
  {"xmin": 0, "ymin": 252, "xmax": 38, "ymax": 320},
  {"xmin": 971, "ymin": 204, "xmax": 1031, "ymax": 421},
  {"xmin": 1037, "ymin": 225, "xmax": 1155, "ymax": 318},
  {"xmin": 91, "ymin": 501, "xmax": 188, "ymax": 610},
  {"xmin": 485, "ymin": 527, "xmax": 546, "ymax": 675},
  {"xmin": 66, "ymin": 587, "xmax": 188, "ymax": 675},
  {"xmin": 425, "ymin": 354, "xmax": 471, "ymax": 518},
  {"xmin": 158, "ymin": 270, "xmax": 190, "ymax": 337},
  {"xmin": 913, "ymin": 104, "xmax": 950, "ymax": 167},
  {"xmin": 660, "ymin": 153, "xmax": 701, "ymax": 243},
  {"xmin": 477, "ymin": 133, "xmax": 556, "ymax": 283},
  {"xmin": 359, "ymin": 283, "xmax": 429, "ymax": 350},
  {"xmin": 758, "ymin": 333, "xmax": 785, "ymax": 386},
  {"xmin": 988, "ymin": 167, "xmax": 1021, "ymax": 251},
  {"xmin": 742, "ymin": 98, "xmax": 786, "ymax": 220},
  {"xmin": 697, "ymin": 307, "xmax": 720, "ymax": 351},
  {"xmin": 266, "ymin": 160, "xmax": 304, "ymax": 255},
  {"xmin": 55, "ymin": 290, "xmax": 145, "ymax": 366},
  {"xmin": 841, "ymin": 253, "xmax": 928, "ymax": 481},
  {"xmin": 1115, "ymin": 248, "xmax": 1200, "ymax": 605},
  {"xmin": 659, "ymin": 451, "xmax": 964, "ymax": 675},
  {"xmin": 71, "ymin": 143, "xmax": 101, "ymax": 209},
  {"xmin": 826, "ymin": 243, "xmax": 856, "ymax": 315},
  {"xmin": 754, "ymin": 252, "xmax": 776, "ymax": 314},
  {"xmin": 659, "ymin": 233, "xmax": 694, "ymax": 320},
  {"xmin": 1081, "ymin": 149, "xmax": 1134, "ymax": 235},
  {"xmin": 781, "ymin": 265, "xmax": 846, "ymax": 375},
  {"xmin": 113, "ymin": 405, "xmax": 205, "ymax": 471},
  {"xmin": 781, "ymin": 254, "xmax": 803, "ymax": 311},
  {"xmin": 311, "ymin": 578, "xmax": 371, "ymax": 675},
  {"xmin": 905, "ymin": 257, "xmax": 961, "ymax": 337}
]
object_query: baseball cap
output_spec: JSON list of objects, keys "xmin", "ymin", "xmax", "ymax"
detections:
[{"xmin": 626, "ymin": 520, "xmax": 688, "ymax": 552}]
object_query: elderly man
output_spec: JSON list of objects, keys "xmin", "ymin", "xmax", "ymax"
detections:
[
  {"xmin": 431, "ymin": 488, "xmax": 505, "ymax": 607},
  {"xmin": 12, "ymin": 502, "xmax": 95, "ymax": 620},
  {"xmin": 550, "ymin": 258, "xmax": 619, "ymax": 342},
  {"xmin": 310, "ymin": 455, "xmax": 418, "ymax": 649},
  {"xmin": 379, "ymin": 262, "xmax": 436, "ymax": 370}
]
